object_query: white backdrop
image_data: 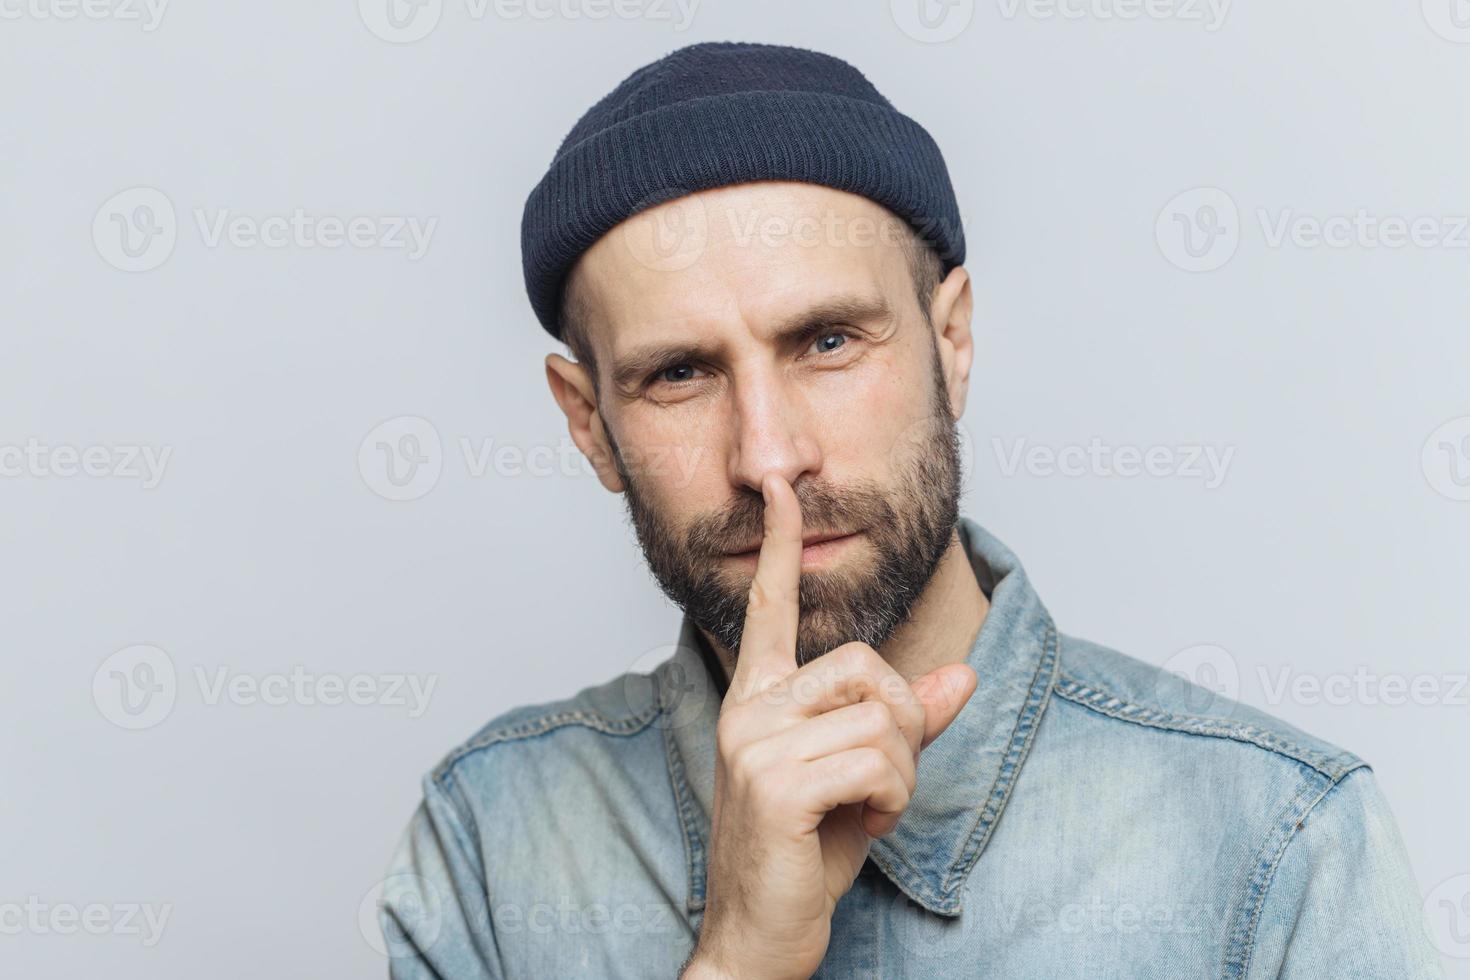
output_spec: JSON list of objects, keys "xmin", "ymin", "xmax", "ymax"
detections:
[{"xmin": 2, "ymin": 1, "xmax": 1467, "ymax": 976}]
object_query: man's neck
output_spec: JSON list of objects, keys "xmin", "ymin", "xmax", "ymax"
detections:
[{"xmin": 698, "ymin": 527, "xmax": 991, "ymax": 686}]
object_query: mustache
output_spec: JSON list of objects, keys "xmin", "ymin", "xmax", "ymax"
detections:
[{"xmin": 685, "ymin": 479, "xmax": 892, "ymax": 558}]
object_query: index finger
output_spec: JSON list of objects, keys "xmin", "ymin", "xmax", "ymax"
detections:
[{"xmin": 730, "ymin": 472, "xmax": 803, "ymax": 700}]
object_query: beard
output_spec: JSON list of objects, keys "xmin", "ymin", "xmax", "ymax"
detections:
[{"xmin": 610, "ymin": 338, "xmax": 963, "ymax": 668}]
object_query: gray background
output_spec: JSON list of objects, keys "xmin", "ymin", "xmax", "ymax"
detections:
[{"xmin": 2, "ymin": 1, "xmax": 1467, "ymax": 976}]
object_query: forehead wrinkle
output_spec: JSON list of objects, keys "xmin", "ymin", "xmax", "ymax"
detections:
[{"xmin": 585, "ymin": 190, "xmax": 916, "ymax": 393}]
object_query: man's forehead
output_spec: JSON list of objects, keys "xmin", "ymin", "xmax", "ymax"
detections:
[{"xmin": 571, "ymin": 180, "xmax": 911, "ymax": 351}]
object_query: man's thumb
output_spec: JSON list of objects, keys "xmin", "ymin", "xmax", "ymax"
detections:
[{"xmin": 911, "ymin": 664, "xmax": 977, "ymax": 749}]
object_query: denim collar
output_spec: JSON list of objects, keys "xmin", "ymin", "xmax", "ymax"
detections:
[{"xmin": 659, "ymin": 517, "xmax": 1060, "ymax": 917}]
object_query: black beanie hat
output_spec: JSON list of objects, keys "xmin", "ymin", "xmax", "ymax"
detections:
[{"xmin": 519, "ymin": 40, "xmax": 966, "ymax": 341}]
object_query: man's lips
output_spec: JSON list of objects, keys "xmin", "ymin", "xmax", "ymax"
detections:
[{"xmin": 724, "ymin": 530, "xmax": 860, "ymax": 557}]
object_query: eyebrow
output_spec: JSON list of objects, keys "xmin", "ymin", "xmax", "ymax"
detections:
[{"xmin": 608, "ymin": 295, "xmax": 894, "ymax": 392}]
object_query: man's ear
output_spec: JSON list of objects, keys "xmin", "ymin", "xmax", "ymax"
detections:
[
  {"xmin": 544, "ymin": 354, "xmax": 625, "ymax": 493},
  {"xmin": 927, "ymin": 265, "xmax": 975, "ymax": 420}
]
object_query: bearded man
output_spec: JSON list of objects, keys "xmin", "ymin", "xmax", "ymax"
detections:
[{"xmin": 379, "ymin": 41, "xmax": 1438, "ymax": 980}]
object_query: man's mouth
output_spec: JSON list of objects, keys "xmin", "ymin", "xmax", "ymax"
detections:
[{"xmin": 723, "ymin": 530, "xmax": 864, "ymax": 561}]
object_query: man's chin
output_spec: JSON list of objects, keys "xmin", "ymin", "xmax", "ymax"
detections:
[
  {"xmin": 792, "ymin": 611, "xmax": 865, "ymax": 664},
  {"xmin": 702, "ymin": 569, "xmax": 882, "ymax": 663}
]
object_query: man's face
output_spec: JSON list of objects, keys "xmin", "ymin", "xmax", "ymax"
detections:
[{"xmin": 565, "ymin": 181, "xmax": 965, "ymax": 666}]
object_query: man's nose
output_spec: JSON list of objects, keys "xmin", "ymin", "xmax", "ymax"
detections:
[{"xmin": 726, "ymin": 372, "xmax": 823, "ymax": 497}]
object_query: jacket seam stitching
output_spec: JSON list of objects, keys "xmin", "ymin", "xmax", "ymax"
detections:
[
  {"xmin": 941, "ymin": 616, "xmax": 1060, "ymax": 903},
  {"xmin": 659, "ymin": 685, "xmax": 708, "ymax": 916},
  {"xmin": 1052, "ymin": 675, "xmax": 1356, "ymax": 779},
  {"xmin": 867, "ymin": 607, "xmax": 1060, "ymax": 913},
  {"xmin": 1221, "ymin": 763, "xmax": 1368, "ymax": 979},
  {"xmin": 435, "ymin": 706, "xmax": 660, "ymax": 781}
]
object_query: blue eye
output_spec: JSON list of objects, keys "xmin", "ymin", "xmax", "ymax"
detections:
[
  {"xmin": 659, "ymin": 364, "xmax": 697, "ymax": 383},
  {"xmin": 812, "ymin": 332, "xmax": 847, "ymax": 354}
]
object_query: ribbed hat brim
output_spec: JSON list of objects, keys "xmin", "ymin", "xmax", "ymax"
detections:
[{"xmin": 520, "ymin": 88, "xmax": 966, "ymax": 340}]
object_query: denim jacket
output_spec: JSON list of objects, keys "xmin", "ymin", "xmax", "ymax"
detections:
[{"xmin": 379, "ymin": 517, "xmax": 1441, "ymax": 978}]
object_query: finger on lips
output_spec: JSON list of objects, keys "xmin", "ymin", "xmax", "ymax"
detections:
[{"xmin": 729, "ymin": 472, "xmax": 804, "ymax": 700}]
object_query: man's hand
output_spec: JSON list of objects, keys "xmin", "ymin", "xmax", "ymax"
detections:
[{"xmin": 682, "ymin": 474, "xmax": 978, "ymax": 980}]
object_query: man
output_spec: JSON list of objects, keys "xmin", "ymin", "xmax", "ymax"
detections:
[{"xmin": 380, "ymin": 41, "xmax": 1440, "ymax": 978}]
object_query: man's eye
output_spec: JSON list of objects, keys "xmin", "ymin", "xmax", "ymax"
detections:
[
  {"xmin": 810, "ymin": 332, "xmax": 849, "ymax": 355},
  {"xmin": 657, "ymin": 364, "xmax": 701, "ymax": 384},
  {"xmin": 650, "ymin": 334, "xmax": 850, "ymax": 388}
]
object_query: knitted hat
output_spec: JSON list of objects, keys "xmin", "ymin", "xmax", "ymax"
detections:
[{"xmin": 519, "ymin": 40, "xmax": 966, "ymax": 341}]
